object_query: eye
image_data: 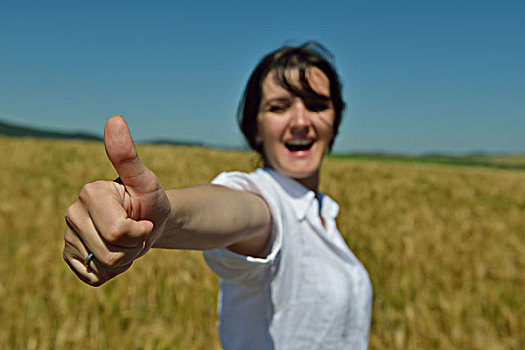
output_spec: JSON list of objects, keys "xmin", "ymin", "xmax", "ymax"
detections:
[
  {"xmin": 268, "ymin": 104, "xmax": 289, "ymax": 113},
  {"xmin": 306, "ymin": 102, "xmax": 330, "ymax": 112}
]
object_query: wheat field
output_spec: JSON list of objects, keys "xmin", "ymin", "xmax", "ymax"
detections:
[{"xmin": 0, "ymin": 136, "xmax": 523, "ymax": 349}]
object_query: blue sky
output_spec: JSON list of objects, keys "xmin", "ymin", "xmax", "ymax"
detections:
[{"xmin": 1, "ymin": 1, "xmax": 523, "ymax": 154}]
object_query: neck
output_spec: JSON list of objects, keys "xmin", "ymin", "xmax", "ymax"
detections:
[{"xmin": 294, "ymin": 171, "xmax": 320, "ymax": 193}]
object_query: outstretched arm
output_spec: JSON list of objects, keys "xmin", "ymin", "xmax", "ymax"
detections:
[
  {"xmin": 155, "ymin": 185, "xmax": 271, "ymax": 257},
  {"xmin": 63, "ymin": 115, "xmax": 270, "ymax": 287}
]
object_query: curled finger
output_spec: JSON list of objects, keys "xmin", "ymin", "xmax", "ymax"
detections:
[
  {"xmin": 63, "ymin": 224, "xmax": 132, "ymax": 286},
  {"xmin": 80, "ymin": 180, "xmax": 154, "ymax": 248},
  {"xmin": 65, "ymin": 200, "xmax": 143, "ymax": 268}
]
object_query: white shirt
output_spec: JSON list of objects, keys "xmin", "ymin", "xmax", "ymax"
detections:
[{"xmin": 204, "ymin": 168, "xmax": 373, "ymax": 350}]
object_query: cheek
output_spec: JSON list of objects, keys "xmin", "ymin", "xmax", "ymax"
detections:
[
  {"xmin": 314, "ymin": 116, "xmax": 334, "ymax": 138},
  {"xmin": 319, "ymin": 112, "xmax": 335, "ymax": 139},
  {"xmin": 257, "ymin": 117, "xmax": 284, "ymax": 142}
]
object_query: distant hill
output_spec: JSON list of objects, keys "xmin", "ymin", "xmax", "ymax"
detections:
[
  {"xmin": 0, "ymin": 119, "xmax": 203, "ymax": 146},
  {"xmin": 2, "ymin": 119, "xmax": 523, "ymax": 171},
  {"xmin": 328, "ymin": 152, "xmax": 525, "ymax": 171},
  {"xmin": 140, "ymin": 138, "xmax": 205, "ymax": 147},
  {"xmin": 0, "ymin": 119, "xmax": 102, "ymax": 141}
]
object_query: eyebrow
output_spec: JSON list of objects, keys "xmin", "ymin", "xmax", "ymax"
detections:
[
  {"xmin": 262, "ymin": 97, "xmax": 291, "ymax": 104},
  {"xmin": 263, "ymin": 94, "xmax": 330, "ymax": 104}
]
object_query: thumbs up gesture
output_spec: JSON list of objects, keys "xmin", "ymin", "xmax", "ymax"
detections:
[{"xmin": 63, "ymin": 115, "xmax": 171, "ymax": 286}]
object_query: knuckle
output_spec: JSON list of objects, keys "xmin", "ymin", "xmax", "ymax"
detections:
[
  {"xmin": 99, "ymin": 251, "xmax": 125, "ymax": 268},
  {"xmin": 103, "ymin": 221, "xmax": 128, "ymax": 244},
  {"xmin": 64, "ymin": 202, "xmax": 79, "ymax": 225},
  {"xmin": 64, "ymin": 203, "xmax": 84, "ymax": 239},
  {"xmin": 62, "ymin": 249, "xmax": 71, "ymax": 264},
  {"xmin": 78, "ymin": 181, "xmax": 106, "ymax": 202},
  {"xmin": 63, "ymin": 226, "xmax": 74, "ymax": 241},
  {"xmin": 78, "ymin": 183, "xmax": 93, "ymax": 201}
]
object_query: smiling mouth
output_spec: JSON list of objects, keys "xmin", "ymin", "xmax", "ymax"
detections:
[{"xmin": 285, "ymin": 139, "xmax": 314, "ymax": 152}]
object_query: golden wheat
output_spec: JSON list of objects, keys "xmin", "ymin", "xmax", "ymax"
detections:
[{"xmin": 0, "ymin": 136, "xmax": 523, "ymax": 349}]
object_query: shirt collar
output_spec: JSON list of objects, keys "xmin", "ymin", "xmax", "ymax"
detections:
[
  {"xmin": 318, "ymin": 192, "xmax": 340, "ymax": 219},
  {"xmin": 261, "ymin": 168, "xmax": 339, "ymax": 221}
]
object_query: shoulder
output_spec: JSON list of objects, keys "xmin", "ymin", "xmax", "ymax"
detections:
[
  {"xmin": 211, "ymin": 168, "xmax": 279, "ymax": 194},
  {"xmin": 204, "ymin": 169, "xmax": 283, "ymax": 280}
]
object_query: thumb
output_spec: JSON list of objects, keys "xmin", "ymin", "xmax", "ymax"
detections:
[{"xmin": 104, "ymin": 115, "xmax": 150, "ymax": 190}]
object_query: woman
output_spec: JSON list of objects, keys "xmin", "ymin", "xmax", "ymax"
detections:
[{"xmin": 63, "ymin": 42, "xmax": 372, "ymax": 349}]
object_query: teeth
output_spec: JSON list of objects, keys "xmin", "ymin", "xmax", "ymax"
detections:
[{"xmin": 287, "ymin": 139, "xmax": 312, "ymax": 146}]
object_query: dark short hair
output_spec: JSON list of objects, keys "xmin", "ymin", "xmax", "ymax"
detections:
[{"xmin": 238, "ymin": 41, "xmax": 346, "ymax": 154}]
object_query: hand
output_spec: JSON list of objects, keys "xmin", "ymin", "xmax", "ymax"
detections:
[{"xmin": 63, "ymin": 115, "xmax": 171, "ymax": 286}]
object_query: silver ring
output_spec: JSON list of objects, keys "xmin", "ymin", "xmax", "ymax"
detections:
[{"xmin": 84, "ymin": 252, "xmax": 94, "ymax": 268}]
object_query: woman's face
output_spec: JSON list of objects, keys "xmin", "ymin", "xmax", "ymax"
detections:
[{"xmin": 256, "ymin": 67, "xmax": 335, "ymax": 189}]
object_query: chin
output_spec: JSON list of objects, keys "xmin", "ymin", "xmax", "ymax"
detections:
[
  {"xmin": 275, "ymin": 165, "xmax": 320, "ymax": 180},
  {"xmin": 264, "ymin": 145, "xmax": 325, "ymax": 185}
]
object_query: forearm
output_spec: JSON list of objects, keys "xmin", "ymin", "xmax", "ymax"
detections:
[{"xmin": 152, "ymin": 184, "xmax": 271, "ymax": 251}]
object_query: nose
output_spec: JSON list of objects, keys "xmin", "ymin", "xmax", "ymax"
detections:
[{"xmin": 289, "ymin": 100, "xmax": 311, "ymax": 136}]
